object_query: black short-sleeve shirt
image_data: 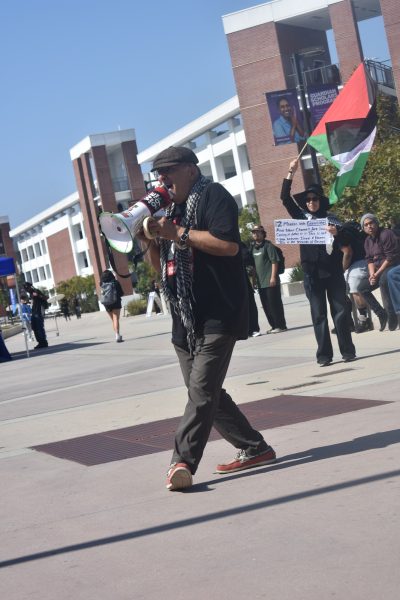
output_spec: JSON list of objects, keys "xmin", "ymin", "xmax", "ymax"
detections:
[{"xmin": 169, "ymin": 182, "xmax": 249, "ymax": 348}]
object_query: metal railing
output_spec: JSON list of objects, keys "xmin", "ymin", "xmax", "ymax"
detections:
[
  {"xmin": 365, "ymin": 59, "xmax": 394, "ymax": 89},
  {"xmin": 286, "ymin": 59, "xmax": 394, "ymax": 91}
]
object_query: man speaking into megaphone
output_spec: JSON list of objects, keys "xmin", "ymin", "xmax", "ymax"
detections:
[{"xmin": 141, "ymin": 146, "xmax": 276, "ymax": 491}]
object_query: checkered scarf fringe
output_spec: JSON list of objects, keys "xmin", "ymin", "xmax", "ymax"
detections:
[{"xmin": 159, "ymin": 176, "xmax": 209, "ymax": 354}]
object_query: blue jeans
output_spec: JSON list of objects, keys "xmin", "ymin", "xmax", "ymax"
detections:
[
  {"xmin": 387, "ymin": 265, "xmax": 400, "ymax": 314},
  {"xmin": 370, "ymin": 267, "xmax": 398, "ymax": 328}
]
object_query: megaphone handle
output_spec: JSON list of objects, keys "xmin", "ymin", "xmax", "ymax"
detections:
[{"xmin": 143, "ymin": 216, "xmax": 159, "ymax": 240}]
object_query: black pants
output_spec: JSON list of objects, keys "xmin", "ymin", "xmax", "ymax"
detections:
[
  {"xmin": 304, "ymin": 273, "xmax": 355, "ymax": 363},
  {"xmin": 172, "ymin": 334, "xmax": 267, "ymax": 474},
  {"xmin": 246, "ymin": 277, "xmax": 260, "ymax": 334},
  {"xmin": 31, "ymin": 314, "xmax": 47, "ymax": 345},
  {"xmin": 258, "ymin": 286, "xmax": 287, "ymax": 329}
]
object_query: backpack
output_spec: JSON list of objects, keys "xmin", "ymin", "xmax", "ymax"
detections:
[
  {"xmin": 267, "ymin": 242, "xmax": 285, "ymax": 274},
  {"xmin": 337, "ymin": 221, "xmax": 366, "ymax": 257},
  {"xmin": 100, "ymin": 280, "xmax": 118, "ymax": 306}
]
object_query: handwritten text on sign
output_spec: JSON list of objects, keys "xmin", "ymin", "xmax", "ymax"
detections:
[{"xmin": 274, "ymin": 218, "xmax": 329, "ymax": 245}]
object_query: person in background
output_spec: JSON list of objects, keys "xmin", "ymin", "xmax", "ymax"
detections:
[
  {"xmin": 100, "ymin": 270, "xmax": 124, "ymax": 342},
  {"xmin": 19, "ymin": 295, "xmax": 34, "ymax": 341},
  {"xmin": 150, "ymin": 280, "xmax": 163, "ymax": 315},
  {"xmin": 143, "ymin": 145, "xmax": 276, "ymax": 491},
  {"xmin": 326, "ymin": 221, "xmax": 388, "ymax": 333},
  {"xmin": 281, "ymin": 158, "xmax": 355, "ymax": 366},
  {"xmin": 361, "ymin": 213, "xmax": 400, "ymax": 331},
  {"xmin": 0, "ymin": 328, "xmax": 12, "ymax": 362},
  {"xmin": 60, "ymin": 297, "xmax": 71, "ymax": 321},
  {"xmin": 250, "ymin": 225, "xmax": 287, "ymax": 334},
  {"xmin": 73, "ymin": 297, "xmax": 82, "ymax": 319},
  {"xmin": 241, "ymin": 241, "xmax": 261, "ymax": 337},
  {"xmin": 23, "ymin": 282, "xmax": 49, "ymax": 349},
  {"xmin": 387, "ymin": 265, "xmax": 400, "ymax": 320}
]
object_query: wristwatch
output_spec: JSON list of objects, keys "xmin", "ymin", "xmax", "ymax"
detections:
[{"xmin": 176, "ymin": 226, "xmax": 190, "ymax": 250}]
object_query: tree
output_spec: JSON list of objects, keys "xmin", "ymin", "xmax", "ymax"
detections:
[
  {"xmin": 134, "ymin": 261, "xmax": 159, "ymax": 296},
  {"xmin": 238, "ymin": 205, "xmax": 260, "ymax": 245},
  {"xmin": 320, "ymin": 93, "xmax": 400, "ymax": 226},
  {"xmin": 56, "ymin": 275, "xmax": 98, "ymax": 313}
]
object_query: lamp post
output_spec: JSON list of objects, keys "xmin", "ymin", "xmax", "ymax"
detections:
[{"xmin": 292, "ymin": 52, "xmax": 321, "ymax": 186}]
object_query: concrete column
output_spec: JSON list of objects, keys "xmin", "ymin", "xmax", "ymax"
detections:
[
  {"xmin": 380, "ymin": 0, "xmax": 400, "ymax": 99},
  {"xmin": 329, "ymin": 0, "xmax": 364, "ymax": 83}
]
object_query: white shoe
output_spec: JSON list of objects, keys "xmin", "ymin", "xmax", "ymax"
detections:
[
  {"xmin": 267, "ymin": 328, "xmax": 288, "ymax": 334},
  {"xmin": 116, "ymin": 334, "xmax": 123, "ymax": 342},
  {"xmin": 251, "ymin": 331, "xmax": 262, "ymax": 337}
]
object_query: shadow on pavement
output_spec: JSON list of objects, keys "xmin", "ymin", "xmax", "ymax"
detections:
[
  {"xmin": 202, "ymin": 428, "xmax": 400, "ymax": 488},
  {"xmin": 9, "ymin": 341, "xmax": 107, "ymax": 361},
  {"xmin": 1, "ymin": 466, "xmax": 399, "ymax": 568}
]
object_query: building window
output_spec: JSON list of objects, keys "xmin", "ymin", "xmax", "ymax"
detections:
[
  {"xmin": 77, "ymin": 251, "xmax": 89, "ymax": 270},
  {"xmin": 22, "ymin": 248, "xmax": 28, "ymax": 262},
  {"xmin": 34, "ymin": 242, "xmax": 42, "ymax": 257},
  {"xmin": 41, "ymin": 240, "xmax": 47, "ymax": 254},
  {"xmin": 28, "ymin": 246, "xmax": 35, "ymax": 260},
  {"xmin": 232, "ymin": 114, "xmax": 242, "ymax": 128},
  {"xmin": 45, "ymin": 265, "xmax": 51, "ymax": 279},
  {"xmin": 218, "ymin": 151, "xmax": 237, "ymax": 180},
  {"xmin": 39, "ymin": 266, "xmax": 46, "ymax": 280},
  {"xmin": 200, "ymin": 161, "xmax": 214, "ymax": 181},
  {"xmin": 210, "ymin": 120, "xmax": 229, "ymax": 139},
  {"xmin": 32, "ymin": 269, "xmax": 39, "ymax": 283}
]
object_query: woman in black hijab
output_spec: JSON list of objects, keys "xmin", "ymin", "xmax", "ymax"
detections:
[{"xmin": 280, "ymin": 158, "xmax": 355, "ymax": 366}]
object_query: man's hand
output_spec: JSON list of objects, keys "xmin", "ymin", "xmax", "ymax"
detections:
[
  {"xmin": 289, "ymin": 158, "xmax": 299, "ymax": 173},
  {"xmin": 155, "ymin": 217, "xmax": 181, "ymax": 242},
  {"xmin": 369, "ymin": 273, "xmax": 378, "ymax": 286},
  {"xmin": 269, "ymin": 277, "xmax": 278, "ymax": 287}
]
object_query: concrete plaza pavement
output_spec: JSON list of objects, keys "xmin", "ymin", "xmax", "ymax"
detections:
[{"xmin": 1, "ymin": 294, "xmax": 400, "ymax": 599}]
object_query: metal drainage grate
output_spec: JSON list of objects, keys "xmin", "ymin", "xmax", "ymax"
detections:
[{"xmin": 32, "ymin": 395, "xmax": 389, "ymax": 466}]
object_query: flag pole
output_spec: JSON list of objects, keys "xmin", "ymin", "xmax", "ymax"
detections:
[{"xmin": 296, "ymin": 141, "xmax": 309, "ymax": 161}]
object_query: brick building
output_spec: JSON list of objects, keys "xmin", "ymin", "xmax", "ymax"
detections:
[{"xmin": 222, "ymin": 0, "xmax": 399, "ymax": 267}]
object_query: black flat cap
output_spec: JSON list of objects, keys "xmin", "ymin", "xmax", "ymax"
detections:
[{"xmin": 151, "ymin": 146, "xmax": 199, "ymax": 172}]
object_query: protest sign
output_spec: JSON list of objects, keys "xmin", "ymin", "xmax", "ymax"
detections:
[{"xmin": 274, "ymin": 219, "xmax": 330, "ymax": 245}]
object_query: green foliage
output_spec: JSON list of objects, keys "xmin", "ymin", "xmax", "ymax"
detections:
[
  {"xmin": 238, "ymin": 205, "xmax": 260, "ymax": 245},
  {"xmin": 288, "ymin": 262, "xmax": 304, "ymax": 282},
  {"xmin": 125, "ymin": 298, "xmax": 147, "ymax": 316},
  {"xmin": 135, "ymin": 261, "xmax": 159, "ymax": 296},
  {"xmin": 56, "ymin": 275, "xmax": 99, "ymax": 313},
  {"xmin": 320, "ymin": 93, "xmax": 400, "ymax": 226}
]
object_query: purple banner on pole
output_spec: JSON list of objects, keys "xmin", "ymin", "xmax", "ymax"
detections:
[
  {"xmin": 308, "ymin": 83, "xmax": 338, "ymax": 129},
  {"xmin": 266, "ymin": 89, "xmax": 306, "ymax": 146}
]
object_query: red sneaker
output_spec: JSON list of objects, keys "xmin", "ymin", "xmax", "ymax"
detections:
[
  {"xmin": 215, "ymin": 447, "xmax": 276, "ymax": 474},
  {"xmin": 166, "ymin": 463, "xmax": 193, "ymax": 491}
]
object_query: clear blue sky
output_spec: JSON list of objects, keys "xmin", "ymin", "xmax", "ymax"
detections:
[{"xmin": 1, "ymin": 1, "xmax": 389, "ymax": 228}]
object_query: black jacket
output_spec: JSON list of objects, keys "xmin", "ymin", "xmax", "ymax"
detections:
[{"xmin": 280, "ymin": 178, "xmax": 343, "ymax": 278}]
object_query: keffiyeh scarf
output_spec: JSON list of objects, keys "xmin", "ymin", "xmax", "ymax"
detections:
[{"xmin": 159, "ymin": 176, "xmax": 209, "ymax": 353}]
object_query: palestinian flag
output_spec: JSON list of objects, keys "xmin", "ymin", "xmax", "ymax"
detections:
[{"xmin": 307, "ymin": 62, "xmax": 377, "ymax": 204}]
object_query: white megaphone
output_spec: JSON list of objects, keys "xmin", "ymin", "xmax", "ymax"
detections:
[{"xmin": 99, "ymin": 184, "xmax": 174, "ymax": 253}]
